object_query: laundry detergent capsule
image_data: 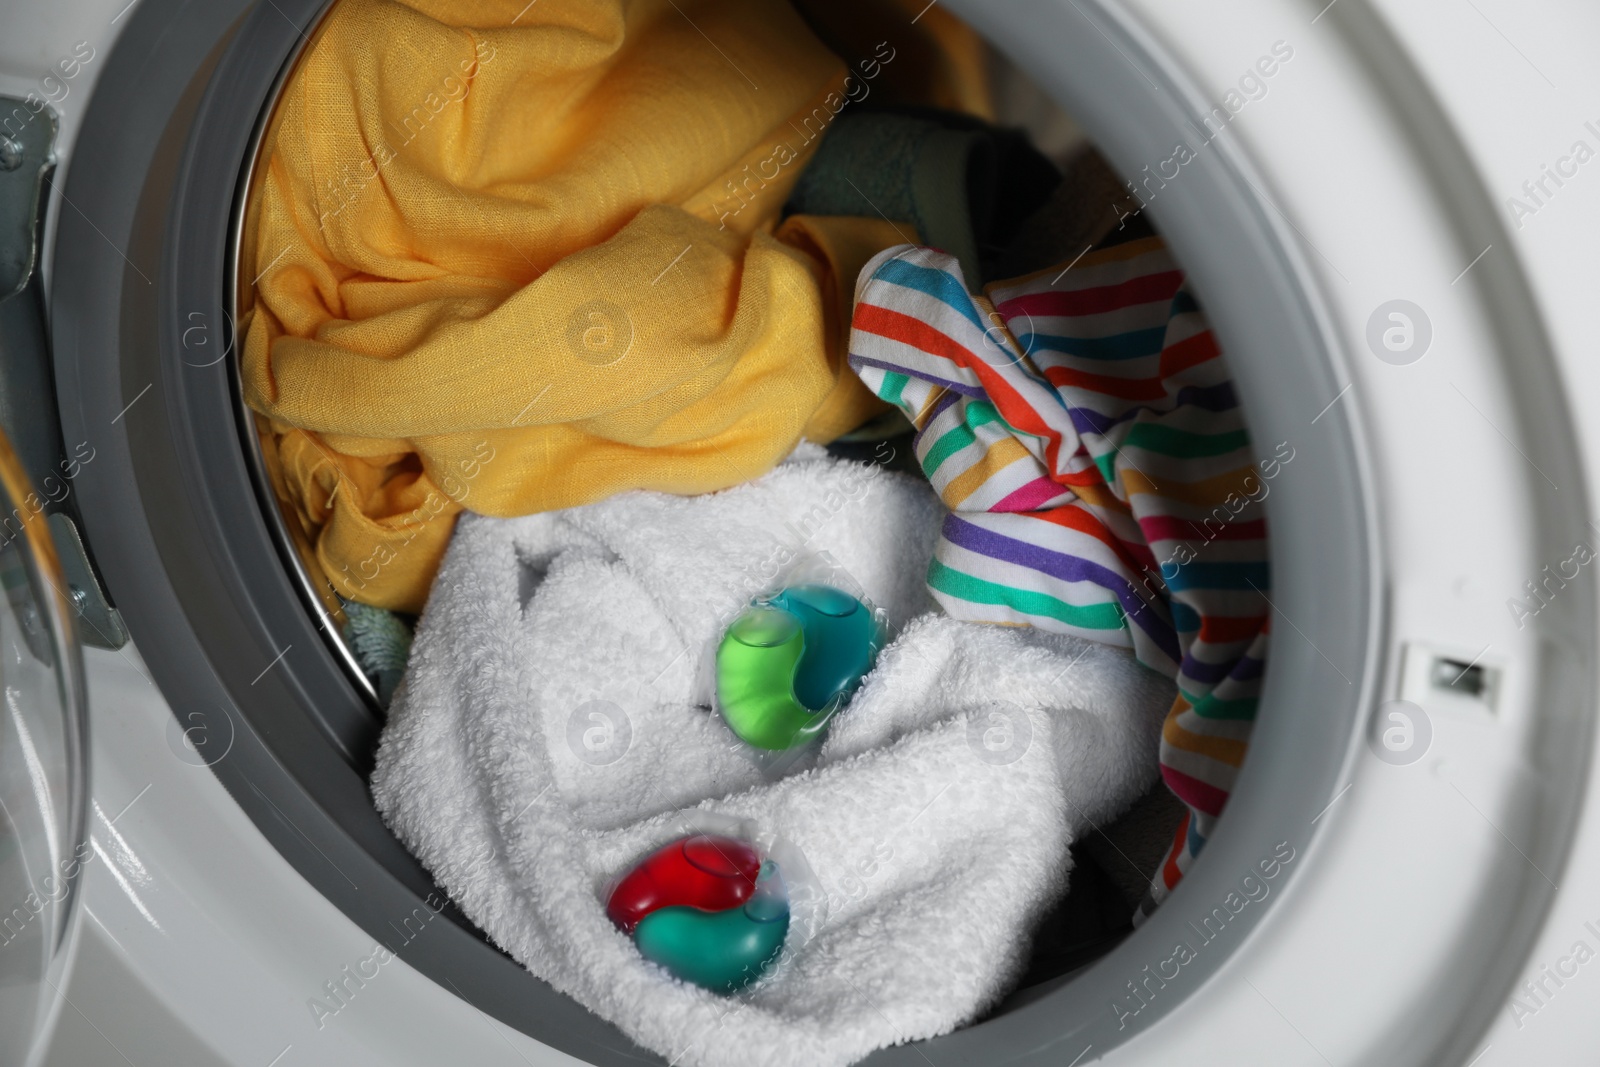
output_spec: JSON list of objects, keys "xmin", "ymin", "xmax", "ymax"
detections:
[
  {"xmin": 607, "ymin": 834, "xmax": 790, "ymax": 993},
  {"xmin": 715, "ymin": 584, "xmax": 878, "ymax": 750}
]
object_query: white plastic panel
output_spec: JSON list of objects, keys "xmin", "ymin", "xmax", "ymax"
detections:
[{"xmin": 42, "ymin": 647, "xmax": 575, "ymax": 1067}]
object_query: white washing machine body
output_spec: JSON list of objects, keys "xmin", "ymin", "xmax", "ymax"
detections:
[{"xmin": 2, "ymin": 0, "xmax": 1597, "ymax": 1064}]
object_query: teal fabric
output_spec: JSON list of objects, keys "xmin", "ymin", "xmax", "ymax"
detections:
[
  {"xmin": 786, "ymin": 107, "xmax": 1060, "ymax": 289},
  {"xmin": 791, "ymin": 111, "xmax": 927, "ymax": 229},
  {"xmin": 343, "ymin": 599, "xmax": 414, "ymax": 706}
]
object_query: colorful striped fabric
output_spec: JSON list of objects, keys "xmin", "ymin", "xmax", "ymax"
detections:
[{"xmin": 847, "ymin": 236, "xmax": 1271, "ymax": 911}]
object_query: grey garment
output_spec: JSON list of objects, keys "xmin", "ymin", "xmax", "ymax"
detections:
[
  {"xmin": 788, "ymin": 111, "xmax": 993, "ymax": 284},
  {"xmin": 989, "ymin": 145, "xmax": 1140, "ymax": 280},
  {"xmin": 1077, "ymin": 778, "xmax": 1190, "ymax": 910},
  {"xmin": 786, "ymin": 108, "xmax": 1062, "ymax": 289}
]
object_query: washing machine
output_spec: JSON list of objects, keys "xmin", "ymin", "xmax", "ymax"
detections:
[{"xmin": 1, "ymin": 0, "xmax": 1597, "ymax": 1062}]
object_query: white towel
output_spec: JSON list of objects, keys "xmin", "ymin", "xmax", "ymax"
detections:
[{"xmin": 371, "ymin": 448, "xmax": 1174, "ymax": 1067}]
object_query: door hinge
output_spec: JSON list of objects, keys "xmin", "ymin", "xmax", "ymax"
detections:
[{"xmin": 0, "ymin": 96, "xmax": 126, "ymax": 649}]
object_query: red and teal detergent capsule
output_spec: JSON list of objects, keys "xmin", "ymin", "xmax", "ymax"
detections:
[
  {"xmin": 715, "ymin": 584, "xmax": 878, "ymax": 750},
  {"xmin": 607, "ymin": 834, "xmax": 790, "ymax": 993}
]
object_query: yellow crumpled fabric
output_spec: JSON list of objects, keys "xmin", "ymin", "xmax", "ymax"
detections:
[{"xmin": 242, "ymin": 0, "xmax": 985, "ymax": 613}]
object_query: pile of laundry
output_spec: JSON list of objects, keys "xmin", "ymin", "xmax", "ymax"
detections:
[{"xmin": 239, "ymin": 1, "xmax": 1270, "ymax": 1064}]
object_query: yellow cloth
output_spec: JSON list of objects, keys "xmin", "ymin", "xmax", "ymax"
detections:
[{"xmin": 243, "ymin": 0, "xmax": 921, "ymax": 613}]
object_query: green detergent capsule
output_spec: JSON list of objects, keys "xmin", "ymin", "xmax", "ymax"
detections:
[
  {"xmin": 716, "ymin": 606, "xmax": 814, "ymax": 750},
  {"xmin": 715, "ymin": 586, "xmax": 878, "ymax": 750}
]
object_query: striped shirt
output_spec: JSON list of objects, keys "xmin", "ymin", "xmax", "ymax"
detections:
[{"xmin": 848, "ymin": 237, "xmax": 1271, "ymax": 908}]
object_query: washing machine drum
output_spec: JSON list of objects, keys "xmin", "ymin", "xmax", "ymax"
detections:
[{"xmin": 38, "ymin": 0, "xmax": 1593, "ymax": 1063}]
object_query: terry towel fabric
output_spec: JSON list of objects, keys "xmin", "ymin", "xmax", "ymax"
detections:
[
  {"xmin": 371, "ymin": 449, "xmax": 1174, "ymax": 1067},
  {"xmin": 846, "ymin": 239, "xmax": 1275, "ymax": 908}
]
